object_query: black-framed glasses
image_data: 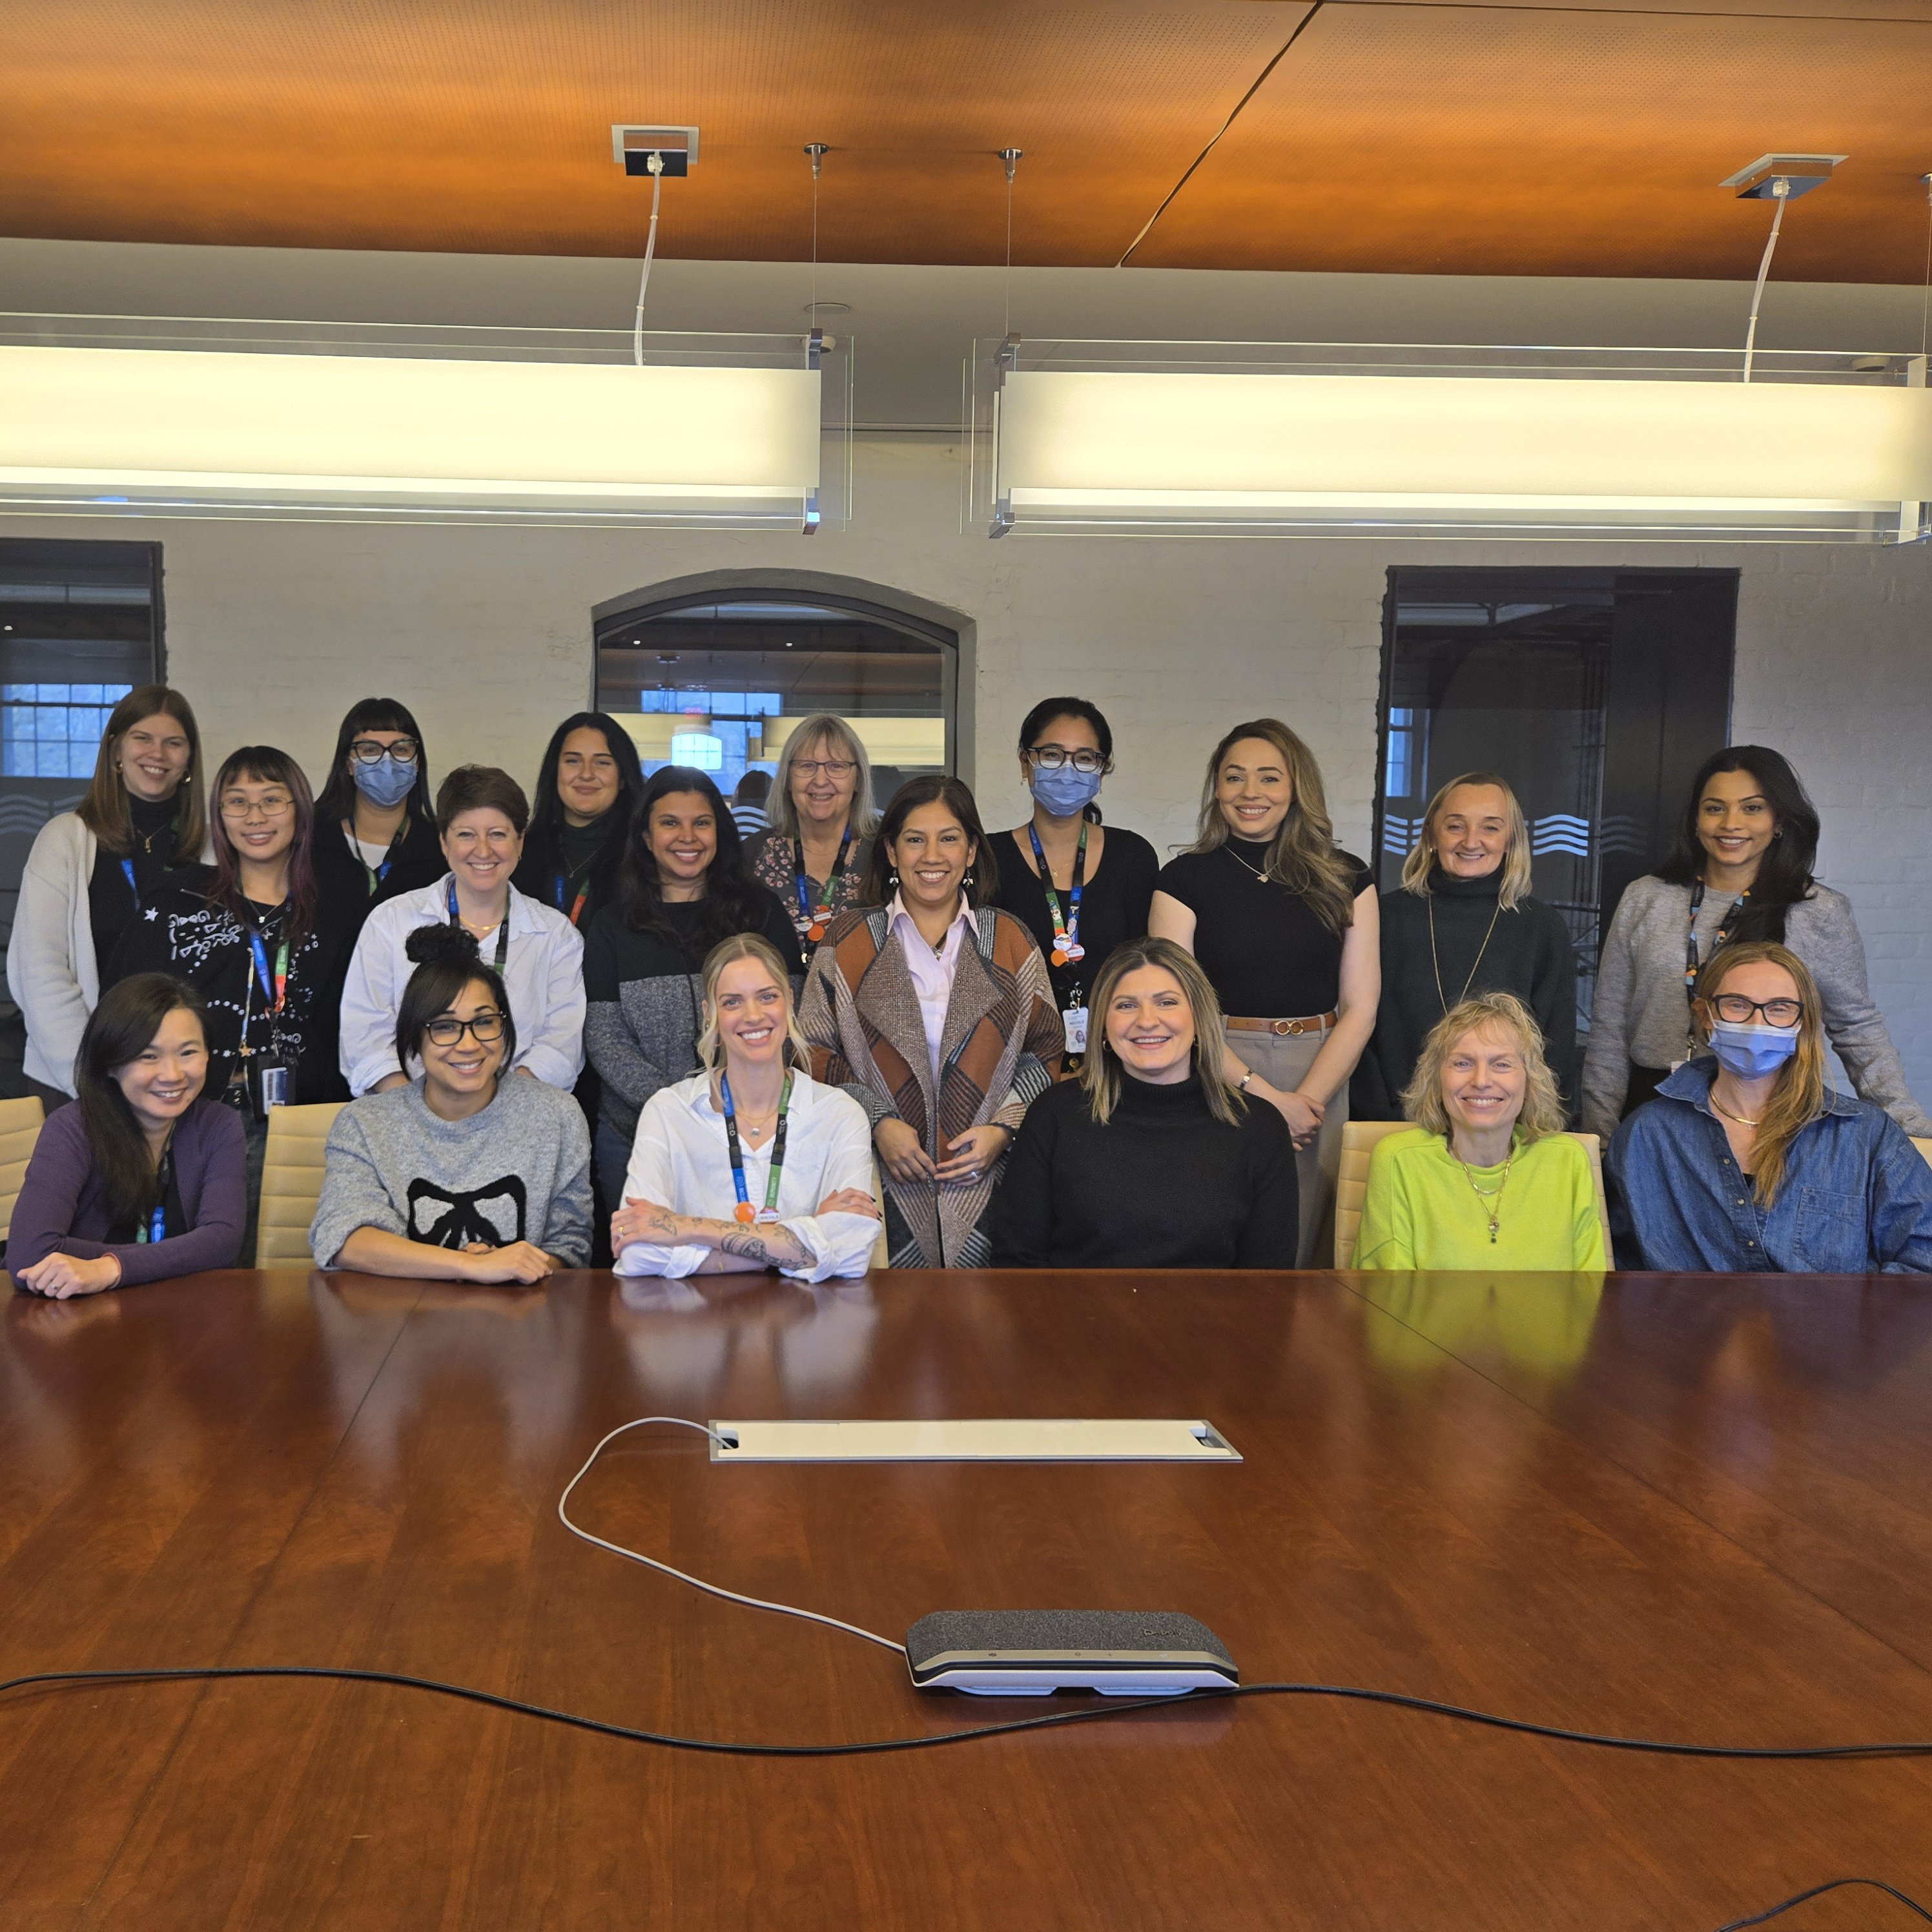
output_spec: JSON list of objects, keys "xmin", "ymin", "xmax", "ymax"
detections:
[
  {"xmin": 1027, "ymin": 746, "xmax": 1105, "ymax": 774},
  {"xmin": 1709, "ymin": 994, "xmax": 1802, "ymax": 1029},
  {"xmin": 424, "ymin": 1012, "xmax": 506, "ymax": 1047},
  {"xmin": 350, "ymin": 737, "xmax": 419, "ymax": 765}
]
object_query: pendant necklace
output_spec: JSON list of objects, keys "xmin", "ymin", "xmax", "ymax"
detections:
[
  {"xmin": 1457, "ymin": 1145, "xmax": 1516, "ymax": 1245},
  {"xmin": 1224, "ymin": 841, "xmax": 1271, "ymax": 883},
  {"xmin": 1428, "ymin": 889, "xmax": 1504, "ymax": 1016}
]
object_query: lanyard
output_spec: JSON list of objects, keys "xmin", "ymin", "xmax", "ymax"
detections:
[
  {"xmin": 136, "ymin": 1141, "xmax": 174, "ymax": 1244},
  {"xmin": 361, "ymin": 818, "xmax": 409, "ymax": 895},
  {"xmin": 1029, "ymin": 821, "xmax": 1087, "ymax": 966},
  {"xmin": 792, "ymin": 834, "xmax": 852, "ymax": 941},
  {"xmin": 1685, "ymin": 880, "xmax": 1748, "ymax": 1000},
  {"xmin": 553, "ymin": 868, "xmax": 591, "ymax": 928},
  {"xmin": 721, "ymin": 1070, "xmax": 792, "ymax": 1224},
  {"xmin": 119, "ymin": 858, "xmax": 141, "ymax": 914},
  {"xmin": 449, "ymin": 880, "xmax": 511, "ymax": 967},
  {"xmin": 247, "ymin": 926, "xmax": 290, "ymax": 1015}
]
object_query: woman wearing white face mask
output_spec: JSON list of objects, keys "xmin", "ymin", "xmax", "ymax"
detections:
[
  {"xmin": 1608, "ymin": 942, "xmax": 1932, "ymax": 1273},
  {"xmin": 992, "ymin": 698, "xmax": 1158, "ymax": 1076}
]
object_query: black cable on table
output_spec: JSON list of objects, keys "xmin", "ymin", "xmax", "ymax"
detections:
[{"xmin": 1712, "ymin": 1875, "xmax": 1932, "ymax": 1929}]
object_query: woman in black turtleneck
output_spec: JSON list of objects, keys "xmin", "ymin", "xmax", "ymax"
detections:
[
  {"xmin": 991, "ymin": 938, "xmax": 1298, "ymax": 1269},
  {"xmin": 512, "ymin": 713, "xmax": 644, "ymax": 1260},
  {"xmin": 1353, "ymin": 771, "xmax": 1579, "ymax": 1122}
]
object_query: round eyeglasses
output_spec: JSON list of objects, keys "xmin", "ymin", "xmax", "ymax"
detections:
[
  {"xmin": 424, "ymin": 1013, "xmax": 506, "ymax": 1047},
  {"xmin": 1709, "ymin": 994, "xmax": 1802, "ymax": 1029},
  {"xmin": 350, "ymin": 737, "xmax": 419, "ymax": 765},
  {"xmin": 1027, "ymin": 747, "xmax": 1105, "ymax": 774}
]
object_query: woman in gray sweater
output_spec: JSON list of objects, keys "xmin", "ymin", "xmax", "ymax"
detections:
[
  {"xmin": 1581, "ymin": 746, "xmax": 1929, "ymax": 1143},
  {"xmin": 311, "ymin": 925, "xmax": 593, "ymax": 1279}
]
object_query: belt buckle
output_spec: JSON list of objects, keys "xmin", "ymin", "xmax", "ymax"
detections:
[{"xmin": 1271, "ymin": 1019, "xmax": 1295, "ymax": 1036}]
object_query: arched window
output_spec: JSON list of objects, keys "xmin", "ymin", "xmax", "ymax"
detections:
[{"xmin": 593, "ymin": 588, "xmax": 957, "ymax": 812}]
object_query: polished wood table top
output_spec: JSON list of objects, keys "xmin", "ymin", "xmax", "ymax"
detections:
[{"xmin": 5, "ymin": 1267, "xmax": 1932, "ymax": 1931}]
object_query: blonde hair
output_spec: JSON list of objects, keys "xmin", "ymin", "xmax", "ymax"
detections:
[
  {"xmin": 766, "ymin": 714, "xmax": 880, "ymax": 843},
  {"xmin": 1403, "ymin": 991, "xmax": 1567, "ymax": 1146},
  {"xmin": 695, "ymin": 934, "xmax": 810, "ymax": 1072},
  {"xmin": 1190, "ymin": 718, "xmax": 1356, "ymax": 933},
  {"xmin": 1081, "ymin": 936, "xmax": 1246, "ymax": 1128},
  {"xmin": 1694, "ymin": 940, "xmax": 1825, "ymax": 1208},
  {"xmin": 1400, "ymin": 770, "xmax": 1534, "ymax": 912}
]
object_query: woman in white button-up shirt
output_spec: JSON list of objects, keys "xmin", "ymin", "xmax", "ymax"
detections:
[
  {"xmin": 612, "ymin": 934, "xmax": 881, "ymax": 1281},
  {"xmin": 338, "ymin": 765, "xmax": 585, "ymax": 1096}
]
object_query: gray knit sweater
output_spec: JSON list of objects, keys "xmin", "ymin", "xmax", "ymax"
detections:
[
  {"xmin": 1580, "ymin": 874, "xmax": 1930, "ymax": 1141},
  {"xmin": 311, "ymin": 1074, "xmax": 594, "ymax": 1268}
]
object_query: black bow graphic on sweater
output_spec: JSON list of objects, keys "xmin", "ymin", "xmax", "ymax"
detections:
[{"xmin": 406, "ymin": 1177, "xmax": 528, "ymax": 1249}]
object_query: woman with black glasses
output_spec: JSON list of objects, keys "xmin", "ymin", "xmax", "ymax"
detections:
[
  {"xmin": 311, "ymin": 698, "xmax": 443, "ymax": 913},
  {"xmin": 992, "ymin": 698, "xmax": 1158, "ymax": 1073}
]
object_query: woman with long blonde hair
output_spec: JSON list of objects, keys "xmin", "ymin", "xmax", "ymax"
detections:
[
  {"xmin": 1355, "ymin": 991, "xmax": 1605, "ymax": 1271},
  {"xmin": 1357, "ymin": 770, "xmax": 1579, "ymax": 1121},
  {"xmin": 1149, "ymin": 718, "xmax": 1378, "ymax": 1265},
  {"xmin": 990, "ymin": 936, "xmax": 1298, "ymax": 1269},
  {"xmin": 1608, "ymin": 941, "xmax": 1932, "ymax": 1273},
  {"xmin": 611, "ymin": 933, "xmax": 881, "ymax": 1280}
]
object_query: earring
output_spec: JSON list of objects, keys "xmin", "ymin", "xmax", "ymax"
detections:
[{"xmin": 963, "ymin": 867, "xmax": 975, "ymax": 890}]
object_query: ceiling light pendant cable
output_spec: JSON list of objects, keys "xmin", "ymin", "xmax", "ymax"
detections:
[
  {"xmin": 1741, "ymin": 176, "xmax": 1791, "ymax": 385},
  {"xmin": 633, "ymin": 152, "xmax": 664, "ymax": 369},
  {"xmin": 805, "ymin": 143, "xmax": 829, "ymax": 333},
  {"xmin": 999, "ymin": 148, "xmax": 1023, "ymax": 339}
]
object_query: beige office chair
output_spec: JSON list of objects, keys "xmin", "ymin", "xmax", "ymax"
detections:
[
  {"xmin": 870, "ymin": 1159, "xmax": 890, "ymax": 1270},
  {"xmin": 1915, "ymin": 1138, "xmax": 1932, "ymax": 1173},
  {"xmin": 0, "ymin": 1094, "xmax": 47, "ymax": 1246},
  {"xmin": 256, "ymin": 1101, "xmax": 347, "ymax": 1267},
  {"xmin": 1333, "ymin": 1120, "xmax": 1612, "ymax": 1268}
]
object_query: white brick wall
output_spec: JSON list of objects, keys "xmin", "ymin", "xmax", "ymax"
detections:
[{"xmin": 5, "ymin": 438, "xmax": 1927, "ymax": 1100}]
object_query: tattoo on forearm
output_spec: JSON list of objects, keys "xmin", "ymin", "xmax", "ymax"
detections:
[{"xmin": 717, "ymin": 1228, "xmax": 810, "ymax": 1268}]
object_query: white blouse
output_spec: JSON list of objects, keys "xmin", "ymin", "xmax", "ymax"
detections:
[{"xmin": 613, "ymin": 1068, "xmax": 880, "ymax": 1282}]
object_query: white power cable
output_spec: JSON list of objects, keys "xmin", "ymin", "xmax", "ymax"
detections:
[
  {"xmin": 632, "ymin": 156, "xmax": 664, "ymax": 368},
  {"xmin": 1741, "ymin": 178, "xmax": 1791, "ymax": 385},
  {"xmin": 557, "ymin": 1416, "xmax": 909, "ymax": 1656}
]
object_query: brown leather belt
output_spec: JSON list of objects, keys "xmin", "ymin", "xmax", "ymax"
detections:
[{"xmin": 1225, "ymin": 1011, "xmax": 1337, "ymax": 1037}]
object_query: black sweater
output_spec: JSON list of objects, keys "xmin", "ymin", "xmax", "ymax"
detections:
[
  {"xmin": 989, "ymin": 1072, "xmax": 1298, "ymax": 1269},
  {"xmin": 1352, "ymin": 867, "xmax": 1580, "ymax": 1122}
]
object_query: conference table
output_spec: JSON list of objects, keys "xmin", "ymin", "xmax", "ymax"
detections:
[{"xmin": 5, "ymin": 1266, "xmax": 1932, "ymax": 1930}]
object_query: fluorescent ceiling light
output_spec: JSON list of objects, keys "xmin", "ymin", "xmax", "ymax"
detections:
[
  {"xmin": 974, "ymin": 345, "xmax": 1932, "ymax": 542},
  {"xmin": 0, "ymin": 339, "xmax": 830, "ymax": 529}
]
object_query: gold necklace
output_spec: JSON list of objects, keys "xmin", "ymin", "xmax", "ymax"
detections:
[
  {"xmin": 1455, "ymin": 1145, "xmax": 1517, "ymax": 1245},
  {"xmin": 1427, "ymin": 889, "xmax": 1505, "ymax": 1016},
  {"xmin": 1224, "ymin": 841, "xmax": 1271, "ymax": 883},
  {"xmin": 1709, "ymin": 1096, "xmax": 1760, "ymax": 1127}
]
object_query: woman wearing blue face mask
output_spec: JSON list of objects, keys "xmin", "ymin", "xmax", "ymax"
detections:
[
  {"xmin": 1608, "ymin": 941, "xmax": 1932, "ymax": 1273},
  {"xmin": 311, "ymin": 698, "xmax": 444, "ymax": 916},
  {"xmin": 992, "ymin": 699, "xmax": 1158, "ymax": 1074}
]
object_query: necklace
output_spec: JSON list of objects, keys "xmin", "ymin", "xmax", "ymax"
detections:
[
  {"xmin": 1709, "ymin": 1095, "xmax": 1761, "ymax": 1127},
  {"xmin": 1224, "ymin": 841, "xmax": 1271, "ymax": 883},
  {"xmin": 1428, "ymin": 889, "xmax": 1505, "ymax": 1016},
  {"xmin": 1455, "ymin": 1144, "xmax": 1517, "ymax": 1244}
]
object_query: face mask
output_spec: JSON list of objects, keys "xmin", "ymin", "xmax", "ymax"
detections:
[
  {"xmin": 1030, "ymin": 765, "xmax": 1103, "ymax": 817},
  {"xmin": 1708, "ymin": 1020, "xmax": 1799, "ymax": 1080},
  {"xmin": 352, "ymin": 756, "xmax": 417, "ymax": 810}
]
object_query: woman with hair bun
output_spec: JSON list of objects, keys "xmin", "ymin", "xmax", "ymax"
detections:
[
  {"xmin": 1583, "ymin": 746, "xmax": 1929, "ymax": 1141},
  {"xmin": 992, "ymin": 697, "xmax": 1158, "ymax": 1074},
  {"xmin": 1357, "ymin": 771, "xmax": 1579, "ymax": 1122},
  {"xmin": 1149, "ymin": 719, "xmax": 1379, "ymax": 1266},
  {"xmin": 311, "ymin": 925, "xmax": 592, "ymax": 1280},
  {"xmin": 8, "ymin": 974, "xmax": 245, "ymax": 1296}
]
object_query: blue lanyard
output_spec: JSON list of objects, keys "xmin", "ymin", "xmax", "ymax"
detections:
[
  {"xmin": 792, "ymin": 834, "xmax": 852, "ymax": 942},
  {"xmin": 721, "ymin": 1071, "xmax": 792, "ymax": 1224},
  {"xmin": 136, "ymin": 1141, "xmax": 172, "ymax": 1244},
  {"xmin": 1028, "ymin": 821, "xmax": 1087, "ymax": 965},
  {"xmin": 120, "ymin": 858, "xmax": 140, "ymax": 912},
  {"xmin": 448, "ymin": 880, "xmax": 510, "ymax": 967}
]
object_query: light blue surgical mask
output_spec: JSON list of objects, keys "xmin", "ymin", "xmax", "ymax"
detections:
[
  {"xmin": 352, "ymin": 755, "xmax": 417, "ymax": 810},
  {"xmin": 1030, "ymin": 765, "xmax": 1103, "ymax": 817},
  {"xmin": 1708, "ymin": 1020, "xmax": 1799, "ymax": 1080}
]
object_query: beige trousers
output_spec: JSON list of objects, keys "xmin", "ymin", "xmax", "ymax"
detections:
[{"xmin": 1224, "ymin": 1022, "xmax": 1348, "ymax": 1269}]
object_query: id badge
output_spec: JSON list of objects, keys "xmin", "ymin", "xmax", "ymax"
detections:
[
  {"xmin": 1062, "ymin": 1002, "xmax": 1089, "ymax": 1056},
  {"xmin": 252, "ymin": 1059, "xmax": 291, "ymax": 1116}
]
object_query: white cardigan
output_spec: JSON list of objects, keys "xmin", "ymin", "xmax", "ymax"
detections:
[{"xmin": 6, "ymin": 813, "xmax": 99, "ymax": 1094}]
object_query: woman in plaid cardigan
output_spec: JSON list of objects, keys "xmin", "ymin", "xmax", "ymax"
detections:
[{"xmin": 800, "ymin": 776, "xmax": 1062, "ymax": 1268}]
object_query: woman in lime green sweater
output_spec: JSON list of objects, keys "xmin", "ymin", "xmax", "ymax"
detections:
[{"xmin": 1356, "ymin": 991, "xmax": 1606, "ymax": 1271}]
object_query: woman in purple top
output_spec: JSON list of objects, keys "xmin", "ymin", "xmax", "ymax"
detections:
[{"xmin": 7, "ymin": 974, "xmax": 247, "ymax": 1297}]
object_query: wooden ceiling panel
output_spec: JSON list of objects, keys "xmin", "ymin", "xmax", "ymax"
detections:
[
  {"xmin": 1133, "ymin": 6, "xmax": 1932, "ymax": 280},
  {"xmin": 2, "ymin": 1, "xmax": 1928, "ymax": 280}
]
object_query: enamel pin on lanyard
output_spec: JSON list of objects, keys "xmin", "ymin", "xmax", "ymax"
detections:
[{"xmin": 722, "ymin": 1071, "xmax": 793, "ymax": 1224}]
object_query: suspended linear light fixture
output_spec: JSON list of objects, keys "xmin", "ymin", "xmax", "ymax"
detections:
[
  {"xmin": 967, "ymin": 155, "xmax": 1931, "ymax": 544},
  {"xmin": 0, "ymin": 125, "xmax": 850, "ymax": 532}
]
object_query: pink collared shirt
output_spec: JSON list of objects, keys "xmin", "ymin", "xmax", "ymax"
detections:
[{"xmin": 888, "ymin": 892, "xmax": 976, "ymax": 1082}]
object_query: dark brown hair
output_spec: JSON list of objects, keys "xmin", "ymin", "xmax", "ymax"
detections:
[
  {"xmin": 77, "ymin": 685, "xmax": 206, "ymax": 862},
  {"xmin": 861, "ymin": 774, "xmax": 996, "ymax": 909},
  {"xmin": 435, "ymin": 765, "xmax": 529, "ymax": 836}
]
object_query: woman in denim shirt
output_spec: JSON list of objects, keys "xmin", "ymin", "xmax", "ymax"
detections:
[{"xmin": 1608, "ymin": 941, "xmax": 1932, "ymax": 1274}]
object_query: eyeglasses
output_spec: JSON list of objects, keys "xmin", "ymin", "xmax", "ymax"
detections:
[
  {"xmin": 1710, "ymin": 994, "xmax": 1803, "ymax": 1029},
  {"xmin": 349, "ymin": 737, "xmax": 419, "ymax": 765},
  {"xmin": 424, "ymin": 1013, "xmax": 506, "ymax": 1047},
  {"xmin": 220, "ymin": 794, "xmax": 294, "ymax": 822},
  {"xmin": 1027, "ymin": 747, "xmax": 1105, "ymax": 774},
  {"xmin": 792, "ymin": 758, "xmax": 856, "ymax": 779}
]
